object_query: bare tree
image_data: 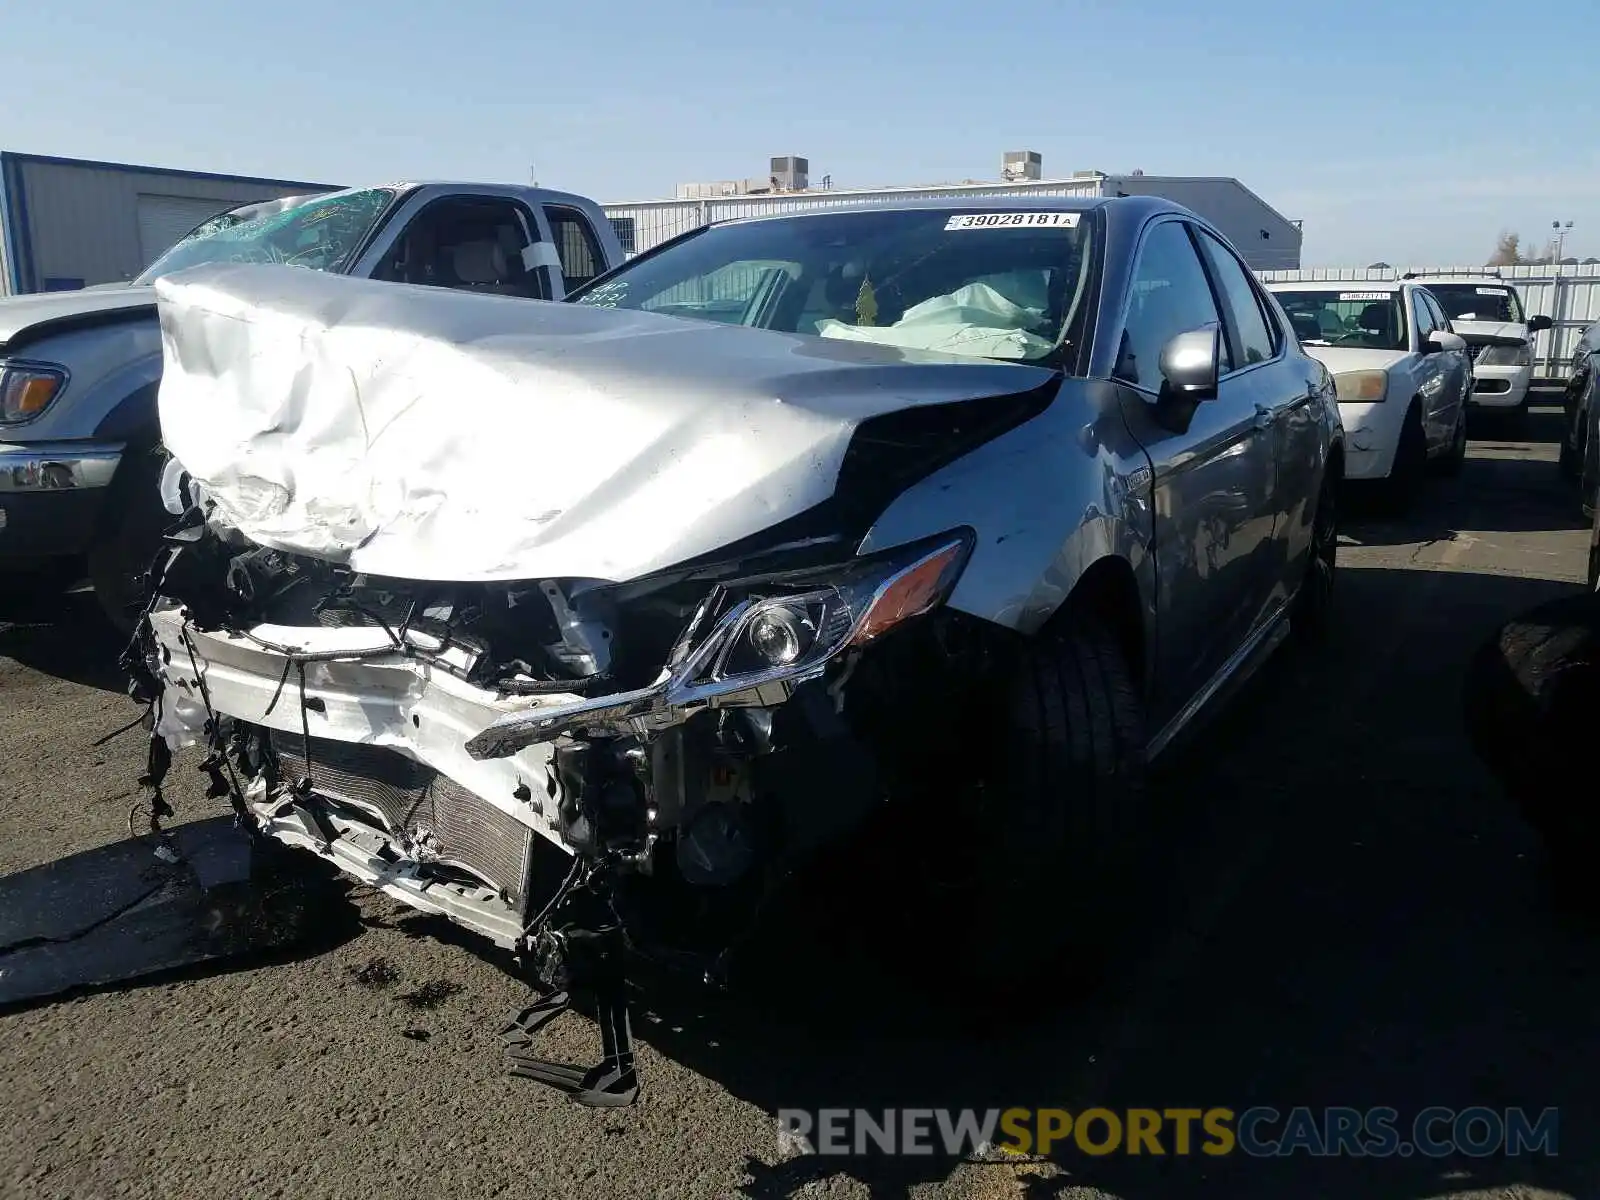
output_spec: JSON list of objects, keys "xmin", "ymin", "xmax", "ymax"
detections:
[
  {"xmin": 1525, "ymin": 240, "xmax": 1559, "ymax": 266},
  {"xmin": 1488, "ymin": 231, "xmax": 1524, "ymax": 266}
]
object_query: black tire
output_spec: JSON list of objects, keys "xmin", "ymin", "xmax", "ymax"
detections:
[
  {"xmin": 1436, "ymin": 405, "xmax": 1468, "ymax": 478},
  {"xmin": 86, "ymin": 446, "xmax": 171, "ymax": 634},
  {"xmin": 1380, "ymin": 404, "xmax": 1427, "ymax": 513},
  {"xmin": 932, "ymin": 617, "xmax": 1149, "ymax": 994},
  {"xmin": 1587, "ymin": 502, "xmax": 1599, "ymax": 593},
  {"xmin": 1558, "ymin": 384, "xmax": 1583, "ymax": 482},
  {"xmin": 1293, "ymin": 462, "xmax": 1338, "ymax": 643},
  {"xmin": 1461, "ymin": 590, "xmax": 1600, "ymax": 912}
]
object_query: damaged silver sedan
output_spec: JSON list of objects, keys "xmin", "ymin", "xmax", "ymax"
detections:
[{"xmin": 125, "ymin": 196, "xmax": 1343, "ymax": 1102}]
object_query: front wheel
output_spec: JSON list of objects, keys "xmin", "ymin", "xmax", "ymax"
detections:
[
  {"xmin": 930, "ymin": 617, "xmax": 1150, "ymax": 994},
  {"xmin": 1380, "ymin": 404, "xmax": 1427, "ymax": 513},
  {"xmin": 1436, "ymin": 407, "xmax": 1468, "ymax": 478},
  {"xmin": 86, "ymin": 447, "xmax": 171, "ymax": 634}
]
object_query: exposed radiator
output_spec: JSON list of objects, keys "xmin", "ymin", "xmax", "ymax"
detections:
[{"xmin": 271, "ymin": 731, "xmax": 534, "ymax": 910}]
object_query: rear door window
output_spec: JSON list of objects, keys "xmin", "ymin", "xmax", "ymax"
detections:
[{"xmin": 545, "ymin": 207, "xmax": 608, "ymax": 294}]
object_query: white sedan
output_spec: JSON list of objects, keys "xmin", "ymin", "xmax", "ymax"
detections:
[{"xmin": 1268, "ymin": 281, "xmax": 1471, "ymax": 504}]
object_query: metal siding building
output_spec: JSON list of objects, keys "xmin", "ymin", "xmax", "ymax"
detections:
[
  {"xmin": 0, "ymin": 152, "xmax": 339, "ymax": 296},
  {"xmin": 603, "ymin": 173, "xmax": 1302, "ymax": 271}
]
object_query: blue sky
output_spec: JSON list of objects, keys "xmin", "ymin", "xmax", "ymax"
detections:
[{"xmin": 5, "ymin": 0, "xmax": 1596, "ymax": 265}]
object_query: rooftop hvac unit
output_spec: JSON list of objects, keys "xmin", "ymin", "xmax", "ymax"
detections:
[
  {"xmin": 770, "ymin": 156, "xmax": 809, "ymax": 191},
  {"xmin": 1002, "ymin": 150, "xmax": 1042, "ymax": 181}
]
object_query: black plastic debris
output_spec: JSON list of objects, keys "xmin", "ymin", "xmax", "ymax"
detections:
[{"xmin": 0, "ymin": 817, "xmax": 288, "ymax": 1008}]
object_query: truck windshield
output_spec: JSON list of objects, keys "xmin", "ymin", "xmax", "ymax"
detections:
[
  {"xmin": 1274, "ymin": 290, "xmax": 1407, "ymax": 351},
  {"xmin": 570, "ymin": 207, "xmax": 1095, "ymax": 363},
  {"xmin": 1424, "ymin": 284, "xmax": 1523, "ymax": 324},
  {"xmin": 135, "ymin": 187, "xmax": 397, "ymax": 284}
]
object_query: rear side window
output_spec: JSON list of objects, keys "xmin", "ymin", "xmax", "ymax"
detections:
[
  {"xmin": 1195, "ymin": 230, "xmax": 1277, "ymax": 369},
  {"xmin": 1116, "ymin": 221, "xmax": 1225, "ymax": 389},
  {"xmin": 545, "ymin": 207, "xmax": 606, "ymax": 294}
]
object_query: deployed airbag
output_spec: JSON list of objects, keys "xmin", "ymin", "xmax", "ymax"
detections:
[
  {"xmin": 153, "ymin": 264, "xmax": 1054, "ymax": 582},
  {"xmin": 817, "ymin": 277, "xmax": 1054, "ymax": 360}
]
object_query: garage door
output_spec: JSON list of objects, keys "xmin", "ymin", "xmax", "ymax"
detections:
[{"xmin": 136, "ymin": 194, "xmax": 236, "ymax": 268}]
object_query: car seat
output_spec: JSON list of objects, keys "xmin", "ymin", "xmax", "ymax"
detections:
[{"xmin": 1358, "ymin": 302, "xmax": 1397, "ymax": 346}]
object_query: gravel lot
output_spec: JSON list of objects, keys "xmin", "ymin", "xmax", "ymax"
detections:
[{"xmin": 2, "ymin": 396, "xmax": 1595, "ymax": 1200}]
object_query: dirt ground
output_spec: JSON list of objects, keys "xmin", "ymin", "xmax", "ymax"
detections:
[{"xmin": 1, "ymin": 397, "xmax": 1594, "ymax": 1200}]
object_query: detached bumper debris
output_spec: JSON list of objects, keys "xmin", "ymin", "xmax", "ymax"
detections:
[{"xmin": 0, "ymin": 818, "xmax": 263, "ymax": 1008}]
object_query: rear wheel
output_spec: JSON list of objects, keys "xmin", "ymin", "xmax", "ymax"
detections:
[
  {"xmin": 1560, "ymin": 380, "xmax": 1589, "ymax": 485},
  {"xmin": 1294, "ymin": 463, "xmax": 1338, "ymax": 643},
  {"xmin": 1587, "ymin": 502, "xmax": 1599, "ymax": 593}
]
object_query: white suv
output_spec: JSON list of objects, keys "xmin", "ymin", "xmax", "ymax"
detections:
[{"xmin": 1402, "ymin": 274, "xmax": 1554, "ymax": 413}]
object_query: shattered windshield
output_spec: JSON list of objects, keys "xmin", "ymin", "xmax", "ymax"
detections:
[
  {"xmin": 1425, "ymin": 284, "xmax": 1523, "ymax": 324},
  {"xmin": 1274, "ymin": 290, "xmax": 1407, "ymax": 351},
  {"xmin": 571, "ymin": 207, "xmax": 1095, "ymax": 363},
  {"xmin": 135, "ymin": 187, "xmax": 397, "ymax": 284}
]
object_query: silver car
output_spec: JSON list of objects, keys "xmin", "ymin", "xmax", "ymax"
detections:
[{"xmin": 132, "ymin": 195, "xmax": 1342, "ymax": 1100}]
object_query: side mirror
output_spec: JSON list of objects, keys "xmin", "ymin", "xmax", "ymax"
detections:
[
  {"xmin": 1427, "ymin": 330, "xmax": 1467, "ymax": 354},
  {"xmin": 1528, "ymin": 314, "xmax": 1554, "ymax": 334},
  {"xmin": 1158, "ymin": 326, "xmax": 1221, "ymax": 399}
]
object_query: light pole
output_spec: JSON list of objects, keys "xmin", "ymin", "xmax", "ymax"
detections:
[{"xmin": 1553, "ymin": 219, "xmax": 1574, "ymax": 267}]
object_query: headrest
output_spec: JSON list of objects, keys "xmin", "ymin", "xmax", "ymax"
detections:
[
  {"xmin": 1359, "ymin": 303, "xmax": 1392, "ymax": 330},
  {"xmin": 451, "ymin": 241, "xmax": 507, "ymax": 285}
]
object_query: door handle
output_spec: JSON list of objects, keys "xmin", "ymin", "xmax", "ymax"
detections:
[{"xmin": 1253, "ymin": 404, "xmax": 1277, "ymax": 431}]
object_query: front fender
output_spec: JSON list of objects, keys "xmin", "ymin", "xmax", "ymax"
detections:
[
  {"xmin": 856, "ymin": 377, "xmax": 1154, "ymax": 637},
  {"xmin": 0, "ymin": 316, "xmax": 163, "ymax": 444}
]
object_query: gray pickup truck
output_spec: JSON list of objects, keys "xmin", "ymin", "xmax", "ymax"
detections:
[{"xmin": 0, "ymin": 182, "xmax": 623, "ymax": 627}]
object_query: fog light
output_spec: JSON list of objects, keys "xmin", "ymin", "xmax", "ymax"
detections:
[{"xmin": 747, "ymin": 605, "xmax": 814, "ymax": 667}]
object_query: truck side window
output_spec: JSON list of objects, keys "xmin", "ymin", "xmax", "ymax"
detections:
[
  {"xmin": 373, "ymin": 197, "xmax": 549, "ymax": 300},
  {"xmin": 545, "ymin": 207, "xmax": 607, "ymax": 294}
]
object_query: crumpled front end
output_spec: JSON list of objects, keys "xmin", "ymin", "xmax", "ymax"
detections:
[{"xmin": 132, "ymin": 504, "xmax": 987, "ymax": 969}]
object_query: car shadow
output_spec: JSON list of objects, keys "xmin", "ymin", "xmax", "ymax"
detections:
[
  {"xmin": 0, "ymin": 818, "xmax": 362, "ymax": 1013},
  {"xmin": 0, "ymin": 589, "xmax": 128, "ymax": 694},
  {"xmin": 1341, "ymin": 413, "xmax": 1588, "ymax": 544},
  {"xmin": 589, "ymin": 565, "xmax": 1598, "ymax": 1199}
]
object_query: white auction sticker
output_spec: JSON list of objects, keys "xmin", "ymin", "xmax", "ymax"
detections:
[
  {"xmin": 944, "ymin": 212, "xmax": 1080, "ymax": 230},
  {"xmin": 1339, "ymin": 291, "xmax": 1390, "ymax": 301},
  {"xmin": 1476, "ymin": 286, "xmax": 1506, "ymax": 295}
]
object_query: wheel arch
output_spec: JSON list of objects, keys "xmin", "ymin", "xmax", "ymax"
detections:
[{"xmin": 1038, "ymin": 553, "xmax": 1147, "ymax": 692}]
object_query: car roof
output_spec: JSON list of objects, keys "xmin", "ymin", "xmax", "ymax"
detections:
[
  {"xmin": 1267, "ymin": 280, "xmax": 1403, "ymax": 293},
  {"xmin": 1400, "ymin": 275, "xmax": 1515, "ymax": 287},
  {"xmin": 713, "ymin": 192, "xmax": 1182, "ymax": 229}
]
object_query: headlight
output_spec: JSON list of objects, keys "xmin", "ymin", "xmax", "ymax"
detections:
[
  {"xmin": 463, "ymin": 531, "xmax": 975, "ymax": 759},
  {"xmin": 0, "ymin": 361, "xmax": 68, "ymax": 424},
  {"xmin": 1332, "ymin": 370, "xmax": 1388, "ymax": 403},
  {"xmin": 680, "ymin": 531, "xmax": 975, "ymax": 688},
  {"xmin": 1476, "ymin": 342, "xmax": 1530, "ymax": 367}
]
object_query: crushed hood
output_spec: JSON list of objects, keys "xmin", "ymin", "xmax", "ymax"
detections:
[
  {"xmin": 155, "ymin": 263, "xmax": 1056, "ymax": 583},
  {"xmin": 0, "ymin": 285, "xmax": 154, "ymax": 348}
]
